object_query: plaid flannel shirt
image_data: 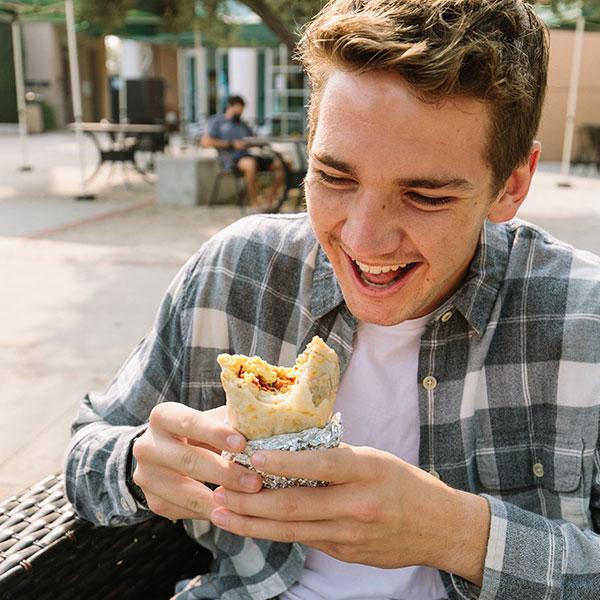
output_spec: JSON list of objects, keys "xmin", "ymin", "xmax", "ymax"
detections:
[{"xmin": 64, "ymin": 213, "xmax": 600, "ymax": 600}]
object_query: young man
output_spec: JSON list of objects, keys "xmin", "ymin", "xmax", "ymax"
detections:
[
  {"xmin": 65, "ymin": 1, "xmax": 600, "ymax": 598},
  {"xmin": 201, "ymin": 95, "xmax": 285, "ymax": 209}
]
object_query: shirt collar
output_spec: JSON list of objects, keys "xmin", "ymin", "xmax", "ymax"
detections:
[
  {"xmin": 311, "ymin": 245, "xmax": 346, "ymax": 318},
  {"xmin": 449, "ymin": 220, "xmax": 510, "ymax": 336},
  {"xmin": 310, "ymin": 220, "xmax": 510, "ymax": 335}
]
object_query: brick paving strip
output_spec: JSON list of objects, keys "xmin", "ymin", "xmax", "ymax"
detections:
[{"xmin": 24, "ymin": 197, "xmax": 155, "ymax": 240}]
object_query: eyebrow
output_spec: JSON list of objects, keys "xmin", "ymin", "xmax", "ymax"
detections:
[
  {"xmin": 312, "ymin": 152, "xmax": 475, "ymax": 192},
  {"xmin": 312, "ymin": 153, "xmax": 358, "ymax": 177},
  {"xmin": 398, "ymin": 177, "xmax": 475, "ymax": 192}
]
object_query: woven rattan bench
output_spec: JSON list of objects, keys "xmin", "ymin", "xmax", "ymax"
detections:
[{"xmin": 0, "ymin": 474, "xmax": 211, "ymax": 599}]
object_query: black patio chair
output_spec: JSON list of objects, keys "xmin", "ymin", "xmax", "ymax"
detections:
[
  {"xmin": 0, "ymin": 474, "xmax": 211, "ymax": 600},
  {"xmin": 269, "ymin": 141, "xmax": 307, "ymax": 213},
  {"xmin": 208, "ymin": 162, "xmax": 248, "ymax": 214},
  {"xmin": 573, "ymin": 124, "xmax": 600, "ymax": 175}
]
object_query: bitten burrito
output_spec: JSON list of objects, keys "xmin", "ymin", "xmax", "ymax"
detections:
[{"xmin": 217, "ymin": 336, "xmax": 340, "ymax": 440}]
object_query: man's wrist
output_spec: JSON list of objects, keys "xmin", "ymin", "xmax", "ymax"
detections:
[
  {"xmin": 126, "ymin": 431, "xmax": 149, "ymax": 511},
  {"xmin": 437, "ymin": 488, "xmax": 490, "ymax": 585}
]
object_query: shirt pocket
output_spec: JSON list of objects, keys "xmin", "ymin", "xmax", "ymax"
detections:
[{"xmin": 476, "ymin": 432, "xmax": 584, "ymax": 492}]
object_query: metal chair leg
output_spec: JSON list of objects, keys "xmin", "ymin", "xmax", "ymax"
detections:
[
  {"xmin": 233, "ymin": 174, "xmax": 247, "ymax": 215},
  {"xmin": 209, "ymin": 171, "xmax": 223, "ymax": 207}
]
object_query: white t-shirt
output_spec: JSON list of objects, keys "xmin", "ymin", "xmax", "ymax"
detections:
[{"xmin": 282, "ymin": 316, "xmax": 448, "ymax": 600}]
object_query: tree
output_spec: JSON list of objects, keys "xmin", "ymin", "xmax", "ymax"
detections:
[
  {"xmin": 79, "ymin": 0, "xmax": 325, "ymax": 51},
  {"xmin": 238, "ymin": 0, "xmax": 324, "ymax": 51},
  {"xmin": 538, "ymin": 0, "xmax": 600, "ymax": 26}
]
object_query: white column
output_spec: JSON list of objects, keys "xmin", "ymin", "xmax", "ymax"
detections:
[
  {"xmin": 278, "ymin": 44, "xmax": 288, "ymax": 136},
  {"xmin": 264, "ymin": 47, "xmax": 273, "ymax": 134},
  {"xmin": 194, "ymin": 28, "xmax": 207, "ymax": 124},
  {"xmin": 11, "ymin": 17, "xmax": 31, "ymax": 171},
  {"xmin": 558, "ymin": 15, "xmax": 585, "ymax": 187},
  {"xmin": 228, "ymin": 47, "xmax": 258, "ymax": 125},
  {"xmin": 118, "ymin": 53, "xmax": 128, "ymax": 124},
  {"xmin": 65, "ymin": 0, "xmax": 94, "ymax": 199}
]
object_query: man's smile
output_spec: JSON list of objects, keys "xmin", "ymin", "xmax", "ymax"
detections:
[{"xmin": 345, "ymin": 252, "xmax": 420, "ymax": 293}]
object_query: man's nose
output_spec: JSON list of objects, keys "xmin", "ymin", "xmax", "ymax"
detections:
[{"xmin": 341, "ymin": 195, "xmax": 403, "ymax": 258}]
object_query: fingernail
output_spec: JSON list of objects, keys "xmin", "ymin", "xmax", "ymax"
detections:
[
  {"xmin": 211, "ymin": 509, "xmax": 229, "ymax": 528},
  {"xmin": 226, "ymin": 434, "xmax": 245, "ymax": 451},
  {"xmin": 251, "ymin": 452, "xmax": 266, "ymax": 467},
  {"xmin": 213, "ymin": 488, "xmax": 226, "ymax": 505},
  {"xmin": 241, "ymin": 473, "xmax": 261, "ymax": 489}
]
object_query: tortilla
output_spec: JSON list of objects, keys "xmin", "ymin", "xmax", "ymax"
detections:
[{"xmin": 217, "ymin": 336, "xmax": 339, "ymax": 440}]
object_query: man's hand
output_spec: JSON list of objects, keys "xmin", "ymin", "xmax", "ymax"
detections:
[
  {"xmin": 132, "ymin": 403, "xmax": 262, "ymax": 521},
  {"xmin": 231, "ymin": 139, "xmax": 247, "ymax": 151},
  {"xmin": 210, "ymin": 445, "xmax": 490, "ymax": 585}
]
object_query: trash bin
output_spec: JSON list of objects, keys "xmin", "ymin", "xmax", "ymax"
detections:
[{"xmin": 25, "ymin": 92, "xmax": 44, "ymax": 133}]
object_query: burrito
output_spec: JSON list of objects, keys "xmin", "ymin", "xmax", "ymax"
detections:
[{"xmin": 217, "ymin": 336, "xmax": 340, "ymax": 440}]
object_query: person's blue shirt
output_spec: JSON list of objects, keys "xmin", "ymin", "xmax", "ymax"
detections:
[{"xmin": 207, "ymin": 114, "xmax": 253, "ymax": 170}]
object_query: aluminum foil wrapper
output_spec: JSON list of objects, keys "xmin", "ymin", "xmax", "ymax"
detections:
[{"xmin": 223, "ymin": 413, "xmax": 343, "ymax": 488}]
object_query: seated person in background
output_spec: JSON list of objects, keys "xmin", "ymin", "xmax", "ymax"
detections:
[{"xmin": 201, "ymin": 95, "xmax": 285, "ymax": 209}]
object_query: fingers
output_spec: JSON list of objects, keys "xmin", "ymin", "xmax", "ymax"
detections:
[
  {"xmin": 249, "ymin": 445, "xmax": 372, "ymax": 484},
  {"xmin": 134, "ymin": 463, "xmax": 215, "ymax": 520},
  {"xmin": 210, "ymin": 507, "xmax": 338, "ymax": 546},
  {"xmin": 149, "ymin": 402, "xmax": 245, "ymax": 453},
  {"xmin": 212, "ymin": 485, "xmax": 348, "ymax": 522},
  {"xmin": 135, "ymin": 431, "xmax": 262, "ymax": 494}
]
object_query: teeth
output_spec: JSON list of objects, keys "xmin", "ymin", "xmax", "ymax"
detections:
[{"xmin": 354, "ymin": 259, "xmax": 409, "ymax": 274}]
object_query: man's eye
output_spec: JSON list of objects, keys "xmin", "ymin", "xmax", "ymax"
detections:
[
  {"xmin": 316, "ymin": 171, "xmax": 353, "ymax": 186},
  {"xmin": 405, "ymin": 191, "xmax": 453, "ymax": 206}
]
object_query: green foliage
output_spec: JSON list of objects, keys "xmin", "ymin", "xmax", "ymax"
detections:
[
  {"xmin": 0, "ymin": 23, "xmax": 18, "ymax": 123},
  {"xmin": 581, "ymin": 0, "xmax": 600, "ymax": 19},
  {"xmin": 191, "ymin": 0, "xmax": 236, "ymax": 46},
  {"xmin": 546, "ymin": 0, "xmax": 600, "ymax": 23},
  {"xmin": 76, "ymin": 0, "xmax": 325, "ymax": 44},
  {"xmin": 264, "ymin": 0, "xmax": 325, "ymax": 35},
  {"xmin": 79, "ymin": 0, "xmax": 136, "ymax": 33},
  {"xmin": 154, "ymin": 0, "xmax": 195, "ymax": 32}
]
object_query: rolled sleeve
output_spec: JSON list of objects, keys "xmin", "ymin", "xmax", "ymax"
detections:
[
  {"xmin": 64, "ymin": 420, "xmax": 149, "ymax": 526},
  {"xmin": 450, "ymin": 494, "xmax": 600, "ymax": 599}
]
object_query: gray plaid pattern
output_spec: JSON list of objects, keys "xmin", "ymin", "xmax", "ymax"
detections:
[{"xmin": 64, "ymin": 214, "xmax": 600, "ymax": 599}]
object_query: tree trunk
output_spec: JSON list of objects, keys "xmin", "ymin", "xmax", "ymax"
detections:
[{"xmin": 237, "ymin": 0, "xmax": 298, "ymax": 52}]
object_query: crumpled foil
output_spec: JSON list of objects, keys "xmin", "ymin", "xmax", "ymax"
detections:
[{"xmin": 223, "ymin": 413, "xmax": 343, "ymax": 488}]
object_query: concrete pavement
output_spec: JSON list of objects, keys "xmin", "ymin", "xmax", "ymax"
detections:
[
  {"xmin": 0, "ymin": 132, "xmax": 241, "ymax": 499},
  {"xmin": 1, "ymin": 131, "xmax": 599, "ymax": 500}
]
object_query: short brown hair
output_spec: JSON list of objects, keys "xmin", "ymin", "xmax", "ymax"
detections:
[{"xmin": 296, "ymin": 0, "xmax": 549, "ymax": 193}]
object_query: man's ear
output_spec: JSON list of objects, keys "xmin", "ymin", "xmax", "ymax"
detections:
[{"xmin": 487, "ymin": 142, "xmax": 541, "ymax": 223}]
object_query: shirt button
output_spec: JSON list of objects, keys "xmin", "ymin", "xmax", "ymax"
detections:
[
  {"xmin": 95, "ymin": 511, "xmax": 105, "ymax": 523},
  {"xmin": 429, "ymin": 469, "xmax": 441, "ymax": 479},
  {"xmin": 422, "ymin": 375, "xmax": 438, "ymax": 390},
  {"xmin": 441, "ymin": 310, "xmax": 453, "ymax": 323},
  {"xmin": 533, "ymin": 462, "xmax": 545, "ymax": 478}
]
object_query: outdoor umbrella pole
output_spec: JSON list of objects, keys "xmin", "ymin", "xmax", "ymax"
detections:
[
  {"xmin": 118, "ymin": 40, "xmax": 128, "ymax": 125},
  {"xmin": 558, "ymin": 14, "xmax": 585, "ymax": 188},
  {"xmin": 194, "ymin": 28, "xmax": 206, "ymax": 124},
  {"xmin": 11, "ymin": 17, "xmax": 32, "ymax": 172},
  {"xmin": 65, "ymin": 0, "xmax": 95, "ymax": 200}
]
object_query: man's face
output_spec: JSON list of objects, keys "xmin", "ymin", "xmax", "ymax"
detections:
[
  {"xmin": 229, "ymin": 102, "xmax": 244, "ymax": 121},
  {"xmin": 306, "ymin": 69, "xmax": 507, "ymax": 325}
]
